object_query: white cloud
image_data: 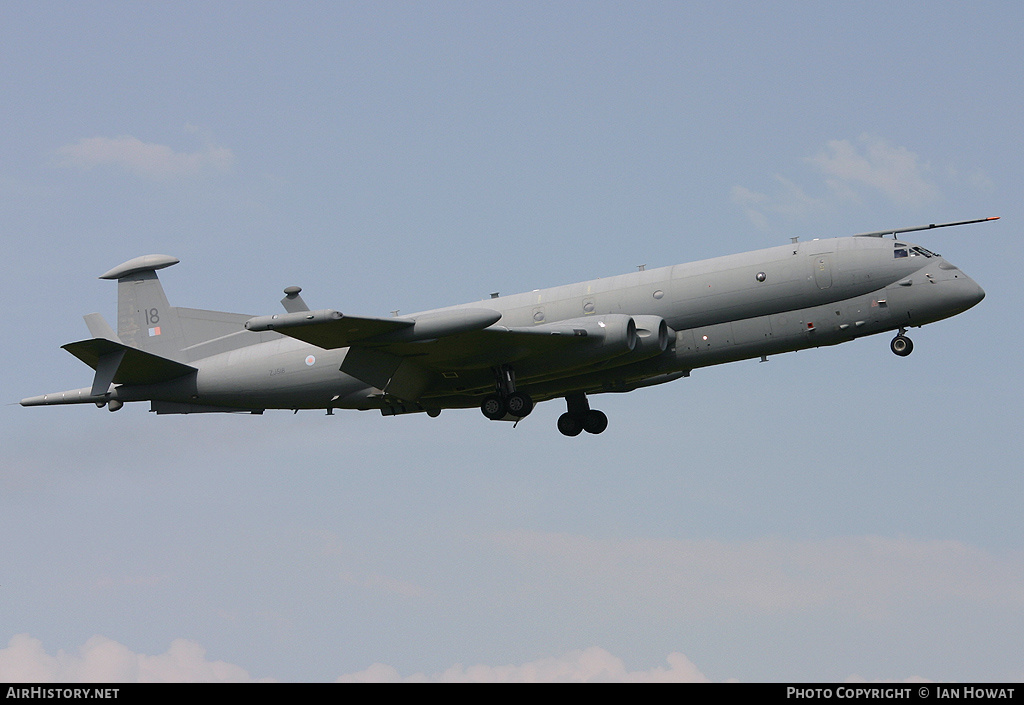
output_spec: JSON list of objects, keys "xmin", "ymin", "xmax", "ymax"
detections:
[
  {"xmin": 336, "ymin": 647, "xmax": 712, "ymax": 683},
  {"xmin": 845, "ymin": 674, "xmax": 933, "ymax": 684},
  {"xmin": 731, "ymin": 173, "xmax": 834, "ymax": 225},
  {"xmin": 3, "ymin": 635, "xmax": 942, "ymax": 683},
  {"xmin": 0, "ymin": 634, "xmax": 268, "ymax": 683},
  {"xmin": 730, "ymin": 185, "xmax": 771, "ymax": 230},
  {"xmin": 2, "ymin": 635, "xmax": 710, "ymax": 683},
  {"xmin": 732, "ymin": 135, "xmax": 967, "ymax": 230},
  {"xmin": 53, "ymin": 133, "xmax": 234, "ymax": 179},
  {"xmin": 3, "ymin": 636, "xmax": 711, "ymax": 683},
  {"xmin": 808, "ymin": 135, "xmax": 939, "ymax": 207}
]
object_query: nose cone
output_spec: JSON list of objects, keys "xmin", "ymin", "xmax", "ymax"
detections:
[
  {"xmin": 963, "ymin": 275, "xmax": 985, "ymax": 308},
  {"xmin": 972, "ymin": 280, "xmax": 985, "ymax": 305},
  {"xmin": 949, "ymin": 272, "xmax": 985, "ymax": 315}
]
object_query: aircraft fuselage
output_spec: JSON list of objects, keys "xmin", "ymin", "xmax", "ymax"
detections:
[{"xmin": 22, "ymin": 228, "xmax": 987, "ymax": 435}]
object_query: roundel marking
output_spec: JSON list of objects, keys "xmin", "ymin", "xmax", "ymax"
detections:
[{"xmin": 305, "ymin": 355, "xmax": 316, "ymax": 366}]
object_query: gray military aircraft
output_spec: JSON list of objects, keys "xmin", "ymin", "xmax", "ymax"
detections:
[{"xmin": 22, "ymin": 217, "xmax": 993, "ymax": 436}]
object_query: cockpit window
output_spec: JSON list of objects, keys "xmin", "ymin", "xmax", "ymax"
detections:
[{"xmin": 894, "ymin": 241, "xmax": 939, "ymax": 258}]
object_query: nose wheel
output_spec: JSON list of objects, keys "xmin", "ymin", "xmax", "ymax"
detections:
[{"xmin": 891, "ymin": 330, "xmax": 914, "ymax": 357}]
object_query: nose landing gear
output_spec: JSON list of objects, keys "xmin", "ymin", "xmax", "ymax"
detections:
[{"xmin": 891, "ymin": 329, "xmax": 914, "ymax": 357}]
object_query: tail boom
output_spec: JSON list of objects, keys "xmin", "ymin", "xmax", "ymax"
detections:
[{"xmin": 21, "ymin": 387, "xmax": 108, "ymax": 407}]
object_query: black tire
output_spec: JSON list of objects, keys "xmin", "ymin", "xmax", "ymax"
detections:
[
  {"xmin": 481, "ymin": 394, "xmax": 507, "ymax": 420},
  {"xmin": 506, "ymin": 392, "xmax": 534, "ymax": 418},
  {"xmin": 890, "ymin": 335, "xmax": 913, "ymax": 357},
  {"xmin": 582, "ymin": 409, "xmax": 608, "ymax": 434},
  {"xmin": 557, "ymin": 412, "xmax": 584, "ymax": 437}
]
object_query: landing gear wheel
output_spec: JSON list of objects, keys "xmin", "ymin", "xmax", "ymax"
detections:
[
  {"xmin": 481, "ymin": 394, "xmax": 507, "ymax": 420},
  {"xmin": 557, "ymin": 413, "xmax": 584, "ymax": 437},
  {"xmin": 890, "ymin": 335, "xmax": 914, "ymax": 357},
  {"xmin": 582, "ymin": 409, "xmax": 608, "ymax": 434},
  {"xmin": 506, "ymin": 391, "xmax": 534, "ymax": 418}
]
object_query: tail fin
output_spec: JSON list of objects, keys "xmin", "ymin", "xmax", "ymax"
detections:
[
  {"xmin": 100, "ymin": 255, "xmax": 187, "ymax": 361},
  {"xmin": 98, "ymin": 255, "xmax": 275, "ymax": 362}
]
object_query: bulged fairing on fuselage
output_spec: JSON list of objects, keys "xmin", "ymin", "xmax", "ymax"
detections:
[{"xmin": 21, "ymin": 219, "xmax": 990, "ymax": 435}]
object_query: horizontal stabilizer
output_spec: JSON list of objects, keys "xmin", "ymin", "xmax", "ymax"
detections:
[{"xmin": 62, "ymin": 338, "xmax": 196, "ymax": 386}]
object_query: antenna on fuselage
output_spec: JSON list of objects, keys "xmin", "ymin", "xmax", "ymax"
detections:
[{"xmin": 853, "ymin": 216, "xmax": 1000, "ymax": 239}]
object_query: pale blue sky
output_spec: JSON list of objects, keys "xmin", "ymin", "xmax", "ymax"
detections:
[{"xmin": 2, "ymin": 1, "xmax": 1022, "ymax": 682}]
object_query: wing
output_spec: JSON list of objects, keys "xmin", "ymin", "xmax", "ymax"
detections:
[
  {"xmin": 244, "ymin": 307, "xmax": 505, "ymax": 348},
  {"xmin": 245, "ymin": 308, "xmax": 647, "ymax": 401}
]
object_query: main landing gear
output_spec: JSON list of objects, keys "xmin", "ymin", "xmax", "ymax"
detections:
[
  {"xmin": 480, "ymin": 364, "xmax": 534, "ymax": 421},
  {"xmin": 890, "ymin": 328, "xmax": 914, "ymax": 357},
  {"xmin": 478, "ymin": 367, "xmax": 608, "ymax": 436},
  {"xmin": 557, "ymin": 392, "xmax": 608, "ymax": 437}
]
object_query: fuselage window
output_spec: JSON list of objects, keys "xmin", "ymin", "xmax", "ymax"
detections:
[{"xmin": 894, "ymin": 248, "xmax": 908, "ymax": 258}]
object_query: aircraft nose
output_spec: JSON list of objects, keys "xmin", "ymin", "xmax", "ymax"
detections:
[
  {"xmin": 971, "ymin": 279, "xmax": 985, "ymax": 305},
  {"xmin": 950, "ymin": 273, "xmax": 985, "ymax": 313},
  {"xmin": 964, "ymin": 274, "xmax": 984, "ymax": 305}
]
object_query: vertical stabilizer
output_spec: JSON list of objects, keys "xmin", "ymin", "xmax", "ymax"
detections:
[{"xmin": 99, "ymin": 255, "xmax": 186, "ymax": 361}]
